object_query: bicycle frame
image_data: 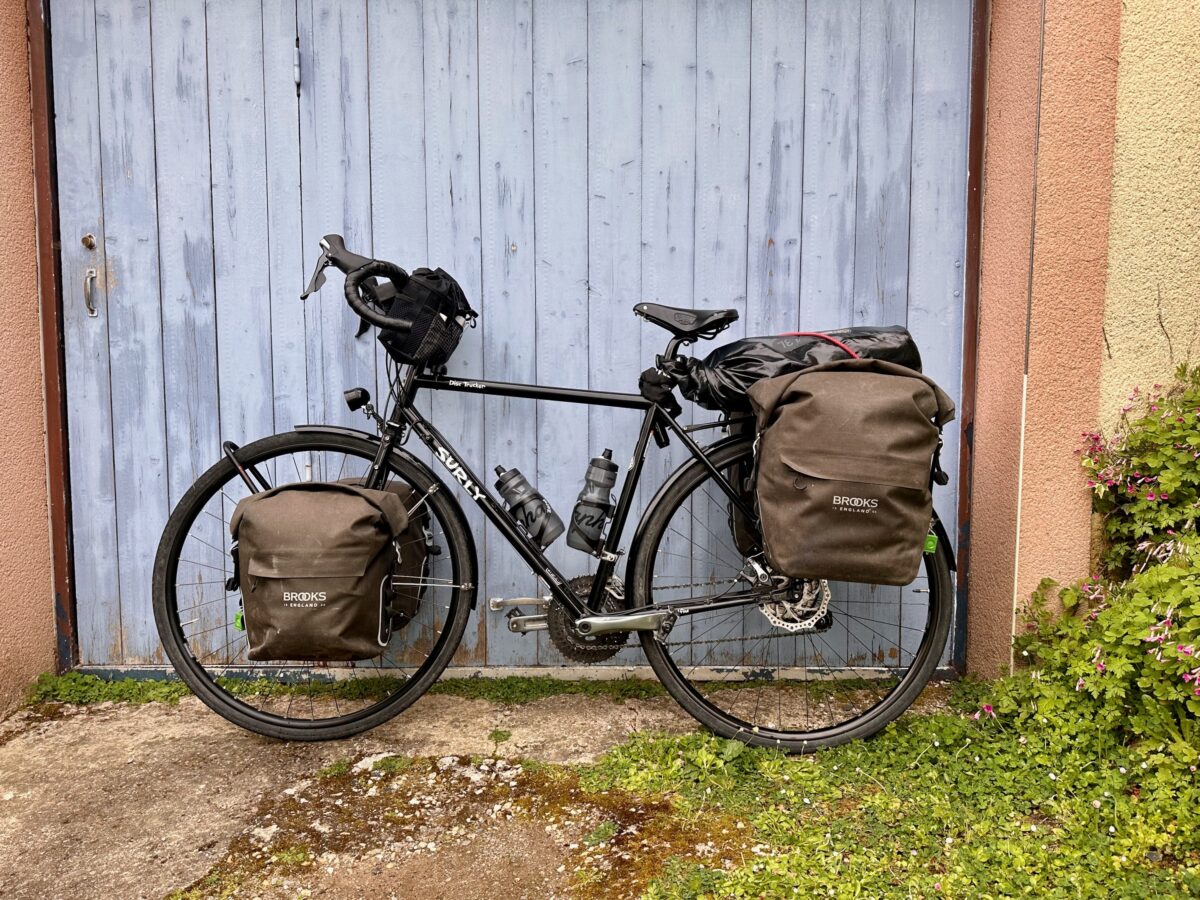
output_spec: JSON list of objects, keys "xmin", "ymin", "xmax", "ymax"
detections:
[{"xmin": 362, "ymin": 365, "xmax": 756, "ymax": 623}]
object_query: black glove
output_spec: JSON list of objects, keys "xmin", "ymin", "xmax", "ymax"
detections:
[{"xmin": 639, "ymin": 367, "xmax": 683, "ymax": 418}]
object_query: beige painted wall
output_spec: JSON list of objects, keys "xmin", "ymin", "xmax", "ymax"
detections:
[
  {"xmin": 0, "ymin": 3, "xmax": 55, "ymax": 714},
  {"xmin": 1100, "ymin": 0, "xmax": 1200, "ymax": 424}
]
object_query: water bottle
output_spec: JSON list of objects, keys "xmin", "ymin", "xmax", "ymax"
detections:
[
  {"xmin": 567, "ymin": 449, "xmax": 619, "ymax": 553},
  {"xmin": 493, "ymin": 465, "xmax": 565, "ymax": 549}
]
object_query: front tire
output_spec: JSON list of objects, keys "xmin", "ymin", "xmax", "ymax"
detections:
[{"xmin": 152, "ymin": 429, "xmax": 477, "ymax": 741}]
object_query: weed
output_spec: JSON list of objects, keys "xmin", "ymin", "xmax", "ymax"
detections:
[
  {"xmin": 27, "ymin": 672, "xmax": 189, "ymax": 705},
  {"xmin": 488, "ymin": 728, "xmax": 513, "ymax": 745},
  {"xmin": 582, "ymin": 820, "xmax": 618, "ymax": 847},
  {"xmin": 370, "ymin": 755, "xmax": 412, "ymax": 775},
  {"xmin": 317, "ymin": 759, "xmax": 352, "ymax": 778}
]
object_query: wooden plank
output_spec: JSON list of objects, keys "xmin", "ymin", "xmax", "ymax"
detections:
[
  {"xmin": 208, "ymin": 0, "xmax": 276, "ymax": 449},
  {"xmin": 853, "ymin": 0, "xmax": 915, "ymax": 326},
  {"xmin": 478, "ymin": 0, "xmax": 540, "ymax": 666},
  {"xmin": 367, "ymin": 0, "xmax": 429, "ymax": 447},
  {"xmin": 95, "ymin": 0, "xmax": 170, "ymax": 663},
  {"xmin": 695, "ymin": 0, "xmax": 751, "ymax": 665},
  {"xmin": 635, "ymin": 0, "xmax": 697, "ymax": 665},
  {"xmin": 799, "ymin": 0, "xmax": 861, "ymax": 328},
  {"xmin": 694, "ymin": 0, "xmax": 750, "ymax": 336},
  {"xmin": 587, "ymin": 0, "xmax": 643, "ymax": 665},
  {"xmin": 51, "ymin": 0, "xmax": 121, "ymax": 666},
  {"xmin": 421, "ymin": 0, "xmax": 488, "ymax": 661},
  {"xmin": 532, "ymin": 0, "xmax": 591, "ymax": 664},
  {"xmin": 908, "ymin": 0, "xmax": 971, "ymax": 665},
  {"xmin": 745, "ymin": 0, "xmax": 807, "ymax": 336},
  {"xmin": 299, "ymin": 0, "xmax": 375, "ymax": 428},
  {"xmin": 150, "ymin": 0, "xmax": 224, "ymax": 662},
  {"xmin": 908, "ymin": 0, "xmax": 970, "ymax": 552},
  {"xmin": 263, "ymin": 0, "xmax": 308, "ymax": 432}
]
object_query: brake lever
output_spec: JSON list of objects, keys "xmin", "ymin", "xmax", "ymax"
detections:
[{"xmin": 300, "ymin": 249, "xmax": 330, "ymax": 300}]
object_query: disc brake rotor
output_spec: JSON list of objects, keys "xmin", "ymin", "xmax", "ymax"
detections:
[
  {"xmin": 547, "ymin": 575, "xmax": 629, "ymax": 663},
  {"xmin": 759, "ymin": 578, "xmax": 833, "ymax": 634}
]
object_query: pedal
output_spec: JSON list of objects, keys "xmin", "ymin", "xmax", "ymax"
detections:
[
  {"xmin": 507, "ymin": 611, "xmax": 548, "ymax": 633},
  {"xmin": 488, "ymin": 595, "xmax": 550, "ymax": 612}
]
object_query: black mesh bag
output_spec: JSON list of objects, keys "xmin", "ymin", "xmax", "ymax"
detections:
[{"xmin": 375, "ymin": 267, "xmax": 477, "ymax": 367}]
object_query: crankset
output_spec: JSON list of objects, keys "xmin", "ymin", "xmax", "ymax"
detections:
[{"xmin": 547, "ymin": 575, "xmax": 629, "ymax": 663}]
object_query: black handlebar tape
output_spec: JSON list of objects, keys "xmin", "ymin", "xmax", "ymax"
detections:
[{"xmin": 343, "ymin": 260, "xmax": 415, "ymax": 333}]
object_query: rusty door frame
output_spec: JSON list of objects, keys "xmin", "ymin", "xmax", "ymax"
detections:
[{"xmin": 27, "ymin": 0, "xmax": 76, "ymax": 672}]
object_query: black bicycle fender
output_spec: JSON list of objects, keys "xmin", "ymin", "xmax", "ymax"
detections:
[{"xmin": 292, "ymin": 424, "xmax": 482, "ymax": 605}]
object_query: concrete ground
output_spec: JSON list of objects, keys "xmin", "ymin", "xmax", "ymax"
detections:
[{"xmin": 0, "ymin": 691, "xmax": 699, "ymax": 900}]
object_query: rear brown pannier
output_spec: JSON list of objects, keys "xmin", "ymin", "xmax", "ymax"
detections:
[
  {"xmin": 229, "ymin": 482, "xmax": 410, "ymax": 661},
  {"xmin": 747, "ymin": 358, "xmax": 955, "ymax": 586}
]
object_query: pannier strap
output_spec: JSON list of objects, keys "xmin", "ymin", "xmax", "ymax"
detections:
[{"xmin": 780, "ymin": 332, "xmax": 862, "ymax": 360}]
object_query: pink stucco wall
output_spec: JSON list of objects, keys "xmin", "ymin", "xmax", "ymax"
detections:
[{"xmin": 0, "ymin": 2, "xmax": 55, "ymax": 714}]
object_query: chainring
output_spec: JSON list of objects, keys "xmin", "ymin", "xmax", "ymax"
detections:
[{"xmin": 547, "ymin": 575, "xmax": 629, "ymax": 663}]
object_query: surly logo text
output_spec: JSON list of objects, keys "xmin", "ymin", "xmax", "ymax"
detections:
[
  {"xmin": 283, "ymin": 591, "xmax": 327, "ymax": 608},
  {"xmin": 434, "ymin": 444, "xmax": 486, "ymax": 501},
  {"xmin": 833, "ymin": 495, "xmax": 879, "ymax": 514}
]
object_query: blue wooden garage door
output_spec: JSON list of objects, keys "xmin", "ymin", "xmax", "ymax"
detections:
[{"xmin": 53, "ymin": 0, "xmax": 974, "ymax": 667}]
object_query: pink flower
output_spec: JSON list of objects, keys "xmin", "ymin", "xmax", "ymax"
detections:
[
  {"xmin": 983, "ymin": 704, "xmax": 995, "ymax": 718},
  {"xmin": 1076, "ymin": 677, "xmax": 1087, "ymax": 691},
  {"xmin": 1178, "ymin": 645, "xmax": 1195, "ymax": 657},
  {"xmin": 1147, "ymin": 493, "xmax": 1157, "ymax": 501}
]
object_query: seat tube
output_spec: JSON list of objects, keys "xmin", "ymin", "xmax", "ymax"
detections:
[{"xmin": 590, "ymin": 407, "xmax": 658, "ymax": 607}]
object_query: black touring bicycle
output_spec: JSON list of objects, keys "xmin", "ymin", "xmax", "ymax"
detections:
[{"xmin": 153, "ymin": 235, "xmax": 954, "ymax": 752}]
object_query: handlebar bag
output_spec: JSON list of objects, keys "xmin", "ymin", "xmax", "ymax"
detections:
[
  {"xmin": 377, "ymin": 267, "xmax": 478, "ymax": 367},
  {"xmin": 748, "ymin": 358, "xmax": 955, "ymax": 586},
  {"xmin": 229, "ymin": 482, "xmax": 410, "ymax": 661}
]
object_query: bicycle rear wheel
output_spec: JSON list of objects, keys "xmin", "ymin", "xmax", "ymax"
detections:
[
  {"xmin": 152, "ymin": 429, "xmax": 476, "ymax": 740},
  {"xmin": 631, "ymin": 438, "xmax": 953, "ymax": 752}
]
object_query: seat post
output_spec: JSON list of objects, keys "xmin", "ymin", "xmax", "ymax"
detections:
[{"xmin": 660, "ymin": 336, "xmax": 690, "ymax": 365}]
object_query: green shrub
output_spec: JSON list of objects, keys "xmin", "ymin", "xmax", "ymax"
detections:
[{"xmin": 1081, "ymin": 364, "xmax": 1200, "ymax": 573}]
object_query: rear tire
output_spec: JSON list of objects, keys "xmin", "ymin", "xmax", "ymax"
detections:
[
  {"xmin": 630, "ymin": 438, "xmax": 953, "ymax": 753},
  {"xmin": 152, "ymin": 429, "xmax": 477, "ymax": 741}
]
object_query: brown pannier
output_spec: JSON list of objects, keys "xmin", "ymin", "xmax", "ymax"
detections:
[
  {"xmin": 229, "ymin": 482, "xmax": 409, "ymax": 661},
  {"xmin": 747, "ymin": 358, "xmax": 955, "ymax": 586},
  {"xmin": 339, "ymin": 479, "xmax": 430, "ymax": 626}
]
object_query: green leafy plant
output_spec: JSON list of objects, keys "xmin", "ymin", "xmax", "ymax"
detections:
[{"xmin": 1080, "ymin": 363, "xmax": 1200, "ymax": 573}]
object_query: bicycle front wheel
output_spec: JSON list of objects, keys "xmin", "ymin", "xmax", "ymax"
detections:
[
  {"xmin": 152, "ymin": 429, "xmax": 477, "ymax": 741},
  {"xmin": 631, "ymin": 438, "xmax": 953, "ymax": 752}
]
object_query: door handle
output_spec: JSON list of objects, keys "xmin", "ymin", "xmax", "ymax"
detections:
[{"xmin": 83, "ymin": 267, "xmax": 98, "ymax": 317}]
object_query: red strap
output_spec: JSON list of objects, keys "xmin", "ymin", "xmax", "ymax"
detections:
[{"xmin": 780, "ymin": 331, "xmax": 861, "ymax": 359}]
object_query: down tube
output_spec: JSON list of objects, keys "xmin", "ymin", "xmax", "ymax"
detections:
[{"xmin": 397, "ymin": 404, "xmax": 590, "ymax": 619}]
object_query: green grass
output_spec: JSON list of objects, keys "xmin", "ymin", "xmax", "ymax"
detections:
[
  {"xmin": 429, "ymin": 675, "xmax": 665, "ymax": 704},
  {"xmin": 581, "ymin": 716, "xmax": 1200, "ymax": 898},
  {"xmin": 25, "ymin": 671, "xmax": 667, "ymax": 708}
]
